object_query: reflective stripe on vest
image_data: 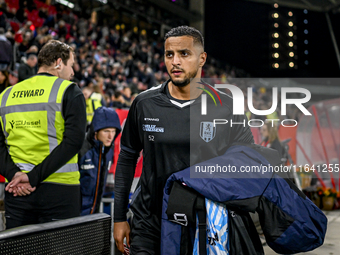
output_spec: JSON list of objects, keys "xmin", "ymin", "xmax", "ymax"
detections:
[{"xmin": 0, "ymin": 76, "xmax": 79, "ymax": 185}]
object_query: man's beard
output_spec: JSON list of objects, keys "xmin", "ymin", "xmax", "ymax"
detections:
[{"xmin": 171, "ymin": 70, "xmax": 198, "ymax": 87}]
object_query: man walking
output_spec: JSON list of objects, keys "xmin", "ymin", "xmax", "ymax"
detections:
[{"xmin": 113, "ymin": 26, "xmax": 253, "ymax": 254}]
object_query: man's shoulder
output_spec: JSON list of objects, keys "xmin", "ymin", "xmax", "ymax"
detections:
[
  {"xmin": 211, "ymin": 87, "xmax": 234, "ymax": 110},
  {"xmin": 133, "ymin": 83, "xmax": 165, "ymax": 103}
]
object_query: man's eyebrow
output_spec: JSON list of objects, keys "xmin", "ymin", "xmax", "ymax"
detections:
[{"xmin": 165, "ymin": 48, "xmax": 192, "ymax": 53}]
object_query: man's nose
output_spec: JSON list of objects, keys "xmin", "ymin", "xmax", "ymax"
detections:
[{"xmin": 172, "ymin": 54, "xmax": 181, "ymax": 66}]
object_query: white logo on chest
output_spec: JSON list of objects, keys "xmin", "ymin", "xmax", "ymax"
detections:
[{"xmin": 200, "ymin": 122, "xmax": 216, "ymax": 142}]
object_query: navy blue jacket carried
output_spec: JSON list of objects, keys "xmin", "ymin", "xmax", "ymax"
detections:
[
  {"xmin": 78, "ymin": 107, "xmax": 121, "ymax": 215},
  {"xmin": 161, "ymin": 143, "xmax": 327, "ymax": 255}
]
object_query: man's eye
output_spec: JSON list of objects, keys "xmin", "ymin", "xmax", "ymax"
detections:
[{"xmin": 182, "ymin": 52, "xmax": 188, "ymax": 56}]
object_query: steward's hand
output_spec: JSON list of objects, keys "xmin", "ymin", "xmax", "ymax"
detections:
[
  {"xmin": 5, "ymin": 172, "xmax": 31, "ymax": 193},
  {"xmin": 12, "ymin": 183, "xmax": 36, "ymax": 197}
]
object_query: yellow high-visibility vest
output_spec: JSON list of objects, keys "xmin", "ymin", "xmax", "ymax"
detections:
[
  {"xmin": 86, "ymin": 95, "xmax": 102, "ymax": 124},
  {"xmin": 0, "ymin": 75, "xmax": 79, "ymax": 185}
]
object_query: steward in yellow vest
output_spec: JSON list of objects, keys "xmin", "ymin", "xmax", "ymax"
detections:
[
  {"xmin": 82, "ymin": 86, "xmax": 102, "ymax": 125},
  {"xmin": 0, "ymin": 40, "xmax": 86, "ymax": 229}
]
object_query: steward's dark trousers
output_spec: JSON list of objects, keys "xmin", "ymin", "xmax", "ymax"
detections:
[{"xmin": 5, "ymin": 183, "xmax": 81, "ymax": 229}]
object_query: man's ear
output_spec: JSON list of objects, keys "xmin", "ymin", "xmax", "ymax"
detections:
[
  {"xmin": 199, "ymin": 52, "xmax": 207, "ymax": 67},
  {"xmin": 54, "ymin": 58, "xmax": 62, "ymax": 69}
]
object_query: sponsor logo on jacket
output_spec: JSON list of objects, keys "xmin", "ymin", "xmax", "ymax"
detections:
[
  {"xmin": 9, "ymin": 119, "xmax": 41, "ymax": 129},
  {"xmin": 81, "ymin": 164, "xmax": 95, "ymax": 170},
  {"xmin": 142, "ymin": 124, "xmax": 164, "ymax": 132}
]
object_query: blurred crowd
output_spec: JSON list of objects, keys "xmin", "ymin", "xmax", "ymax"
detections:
[{"xmin": 0, "ymin": 0, "xmax": 300, "ymax": 121}]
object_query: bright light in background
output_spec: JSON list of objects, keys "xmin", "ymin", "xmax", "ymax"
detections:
[
  {"xmin": 288, "ymin": 21, "xmax": 294, "ymax": 27},
  {"xmin": 289, "ymin": 52, "xmax": 294, "ymax": 57},
  {"xmin": 273, "ymin": 43, "xmax": 279, "ymax": 48},
  {"xmin": 274, "ymin": 3, "xmax": 279, "ymax": 8},
  {"xmin": 288, "ymin": 11, "xmax": 293, "ymax": 16},
  {"xmin": 304, "ymin": 9, "xmax": 308, "ymax": 14},
  {"xmin": 304, "ymin": 19, "xmax": 308, "ymax": 24},
  {"xmin": 304, "ymin": 40, "xmax": 309, "ymax": 44},
  {"xmin": 273, "ymin": 53, "xmax": 279, "ymax": 58},
  {"xmin": 115, "ymin": 24, "xmax": 120, "ymax": 30},
  {"xmin": 304, "ymin": 29, "xmax": 308, "ymax": 34},
  {"xmin": 274, "ymin": 23, "xmax": 279, "ymax": 28},
  {"xmin": 273, "ymin": 32, "xmax": 279, "ymax": 38},
  {"xmin": 288, "ymin": 41, "xmax": 294, "ymax": 47},
  {"xmin": 121, "ymin": 24, "xmax": 125, "ymax": 29},
  {"xmin": 288, "ymin": 31, "xmax": 294, "ymax": 37},
  {"xmin": 272, "ymin": 13, "xmax": 279, "ymax": 18},
  {"xmin": 273, "ymin": 63, "xmax": 279, "ymax": 68},
  {"xmin": 304, "ymin": 50, "xmax": 309, "ymax": 55},
  {"xmin": 289, "ymin": 62, "xmax": 294, "ymax": 67},
  {"xmin": 56, "ymin": 0, "xmax": 74, "ymax": 8}
]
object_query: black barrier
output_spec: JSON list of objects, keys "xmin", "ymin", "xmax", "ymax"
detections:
[{"xmin": 0, "ymin": 213, "xmax": 111, "ymax": 255}]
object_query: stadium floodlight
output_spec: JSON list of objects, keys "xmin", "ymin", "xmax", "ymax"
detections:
[
  {"xmin": 273, "ymin": 33, "xmax": 279, "ymax": 38},
  {"xmin": 288, "ymin": 11, "xmax": 293, "ymax": 16},
  {"xmin": 289, "ymin": 52, "xmax": 294, "ymax": 57},
  {"xmin": 289, "ymin": 62, "xmax": 294, "ymax": 67},
  {"xmin": 274, "ymin": 3, "xmax": 279, "ymax": 8},
  {"xmin": 272, "ymin": 13, "xmax": 279, "ymax": 18},
  {"xmin": 288, "ymin": 31, "xmax": 294, "ymax": 37},
  {"xmin": 288, "ymin": 41, "xmax": 294, "ymax": 47},
  {"xmin": 288, "ymin": 21, "xmax": 294, "ymax": 27},
  {"xmin": 272, "ymin": 63, "xmax": 279, "ymax": 68},
  {"xmin": 273, "ymin": 53, "xmax": 279, "ymax": 58},
  {"xmin": 55, "ymin": 0, "xmax": 74, "ymax": 8},
  {"xmin": 273, "ymin": 43, "xmax": 279, "ymax": 48},
  {"xmin": 274, "ymin": 23, "xmax": 279, "ymax": 28}
]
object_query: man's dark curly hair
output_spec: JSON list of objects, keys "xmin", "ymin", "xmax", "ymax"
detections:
[
  {"xmin": 164, "ymin": 26, "xmax": 204, "ymax": 49},
  {"xmin": 38, "ymin": 40, "xmax": 74, "ymax": 68}
]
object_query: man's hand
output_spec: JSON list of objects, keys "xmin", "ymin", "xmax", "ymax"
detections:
[
  {"xmin": 114, "ymin": 221, "xmax": 131, "ymax": 253},
  {"xmin": 5, "ymin": 172, "xmax": 35, "ymax": 196},
  {"xmin": 12, "ymin": 183, "xmax": 36, "ymax": 197}
]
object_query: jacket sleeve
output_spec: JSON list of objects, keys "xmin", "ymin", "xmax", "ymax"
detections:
[
  {"xmin": 114, "ymin": 99, "xmax": 141, "ymax": 222},
  {"xmin": 258, "ymin": 176, "xmax": 327, "ymax": 254}
]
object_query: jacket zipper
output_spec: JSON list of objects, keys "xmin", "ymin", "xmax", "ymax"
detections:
[{"xmin": 91, "ymin": 144, "xmax": 103, "ymax": 214}]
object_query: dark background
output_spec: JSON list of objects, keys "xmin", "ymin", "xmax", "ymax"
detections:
[{"xmin": 205, "ymin": 0, "xmax": 340, "ymax": 78}]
